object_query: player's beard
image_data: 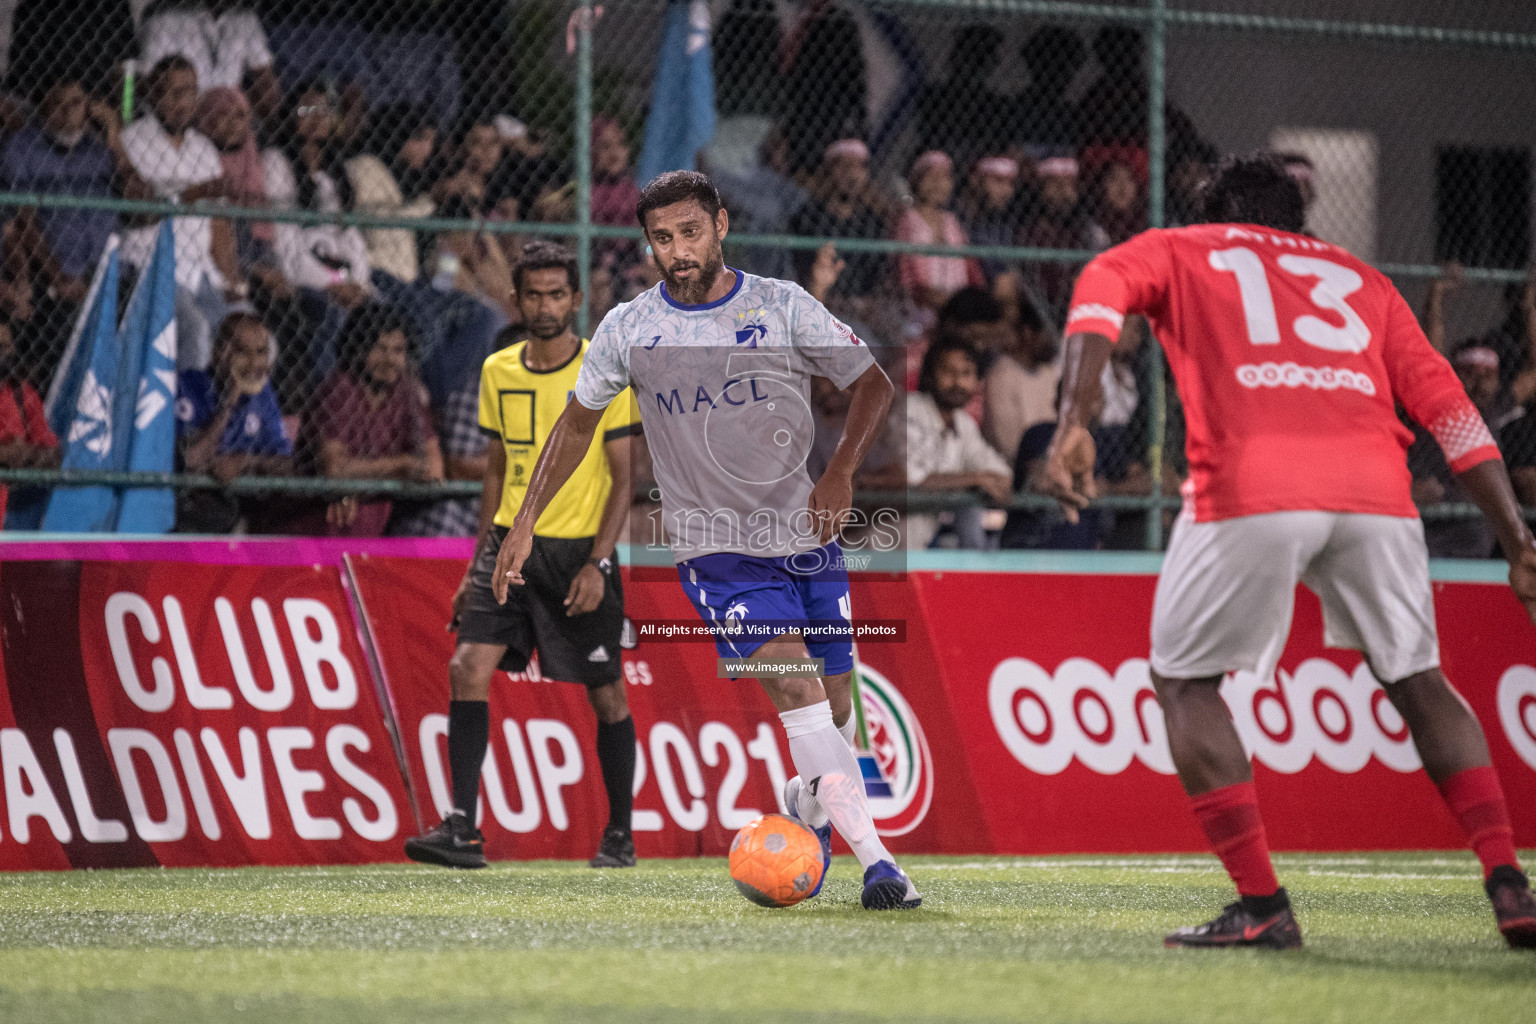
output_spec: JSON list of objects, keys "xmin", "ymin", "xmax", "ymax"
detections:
[
  {"xmin": 659, "ymin": 242, "xmax": 725, "ymax": 305},
  {"xmin": 527, "ymin": 311, "xmax": 572, "ymax": 340}
]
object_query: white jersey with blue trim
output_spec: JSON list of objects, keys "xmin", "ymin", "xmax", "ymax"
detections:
[{"xmin": 574, "ymin": 268, "xmax": 875, "ymax": 562}]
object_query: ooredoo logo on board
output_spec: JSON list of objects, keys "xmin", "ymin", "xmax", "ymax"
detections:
[
  {"xmin": 989, "ymin": 656, "xmax": 1536, "ymax": 778},
  {"xmin": 983, "ymin": 656, "xmax": 1488, "ymax": 778}
]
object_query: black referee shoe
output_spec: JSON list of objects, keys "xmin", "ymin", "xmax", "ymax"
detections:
[
  {"xmin": 1487, "ymin": 866, "xmax": 1536, "ymax": 949},
  {"xmin": 404, "ymin": 812, "xmax": 486, "ymax": 869},
  {"xmin": 1165, "ymin": 891, "xmax": 1303, "ymax": 950},
  {"xmin": 589, "ymin": 827, "xmax": 636, "ymax": 868}
]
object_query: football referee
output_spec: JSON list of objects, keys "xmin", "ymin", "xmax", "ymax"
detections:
[{"xmin": 405, "ymin": 241, "xmax": 643, "ymax": 870}]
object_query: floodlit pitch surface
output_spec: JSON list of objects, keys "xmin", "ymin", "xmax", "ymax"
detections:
[{"xmin": 1, "ymin": 853, "xmax": 1531, "ymax": 1023}]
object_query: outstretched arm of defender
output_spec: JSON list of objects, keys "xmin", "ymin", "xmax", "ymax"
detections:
[
  {"xmin": 1456, "ymin": 460, "xmax": 1536, "ymax": 625},
  {"xmin": 1042, "ymin": 330, "xmax": 1113, "ymax": 524},
  {"xmin": 809, "ymin": 363, "xmax": 894, "ymax": 543},
  {"xmin": 494, "ymin": 399, "xmax": 606, "ymax": 603}
]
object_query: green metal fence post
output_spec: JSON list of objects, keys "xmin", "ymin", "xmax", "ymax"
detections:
[
  {"xmin": 1145, "ymin": 0, "xmax": 1169, "ymax": 551},
  {"xmin": 575, "ymin": 0, "xmax": 595, "ymax": 339}
]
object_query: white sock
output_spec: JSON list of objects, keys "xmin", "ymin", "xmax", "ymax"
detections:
[
  {"xmin": 780, "ymin": 701, "xmax": 893, "ymax": 871},
  {"xmin": 836, "ymin": 713, "xmax": 858, "ymax": 748}
]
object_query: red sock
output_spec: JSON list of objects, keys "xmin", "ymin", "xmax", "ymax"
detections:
[
  {"xmin": 1437, "ymin": 766, "xmax": 1520, "ymax": 879},
  {"xmin": 1190, "ymin": 782, "xmax": 1280, "ymax": 897}
]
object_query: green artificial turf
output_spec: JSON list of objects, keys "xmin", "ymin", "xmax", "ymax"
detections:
[{"xmin": 0, "ymin": 852, "xmax": 1531, "ymax": 1023}]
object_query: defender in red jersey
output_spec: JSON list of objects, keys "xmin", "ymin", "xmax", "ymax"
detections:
[{"xmin": 1044, "ymin": 154, "xmax": 1536, "ymax": 951}]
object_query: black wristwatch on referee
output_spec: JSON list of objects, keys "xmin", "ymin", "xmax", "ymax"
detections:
[{"xmin": 587, "ymin": 556, "xmax": 613, "ymax": 575}]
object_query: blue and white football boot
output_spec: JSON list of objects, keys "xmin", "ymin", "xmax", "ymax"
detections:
[{"xmin": 861, "ymin": 860, "xmax": 922, "ymax": 910}]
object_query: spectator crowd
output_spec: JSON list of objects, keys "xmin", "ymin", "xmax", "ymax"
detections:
[
  {"xmin": 0, "ymin": 1, "xmax": 1525, "ymax": 554},
  {"xmin": 709, "ymin": 12, "xmax": 1219, "ymax": 551}
]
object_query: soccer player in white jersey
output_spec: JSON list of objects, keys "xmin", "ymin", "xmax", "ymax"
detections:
[{"xmin": 493, "ymin": 171, "xmax": 920, "ymax": 909}]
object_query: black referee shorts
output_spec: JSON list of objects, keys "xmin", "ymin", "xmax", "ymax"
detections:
[{"xmin": 456, "ymin": 526, "xmax": 624, "ymax": 687}]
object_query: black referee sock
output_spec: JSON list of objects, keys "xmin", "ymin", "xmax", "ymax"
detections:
[
  {"xmin": 595, "ymin": 715, "xmax": 637, "ymax": 835},
  {"xmin": 448, "ymin": 699, "xmax": 490, "ymax": 821}
]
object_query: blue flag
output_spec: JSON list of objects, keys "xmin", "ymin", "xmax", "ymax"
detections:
[
  {"xmin": 637, "ymin": 0, "xmax": 716, "ymax": 184},
  {"xmin": 44, "ymin": 239, "xmax": 121, "ymax": 447},
  {"xmin": 41, "ymin": 241, "xmax": 125, "ymax": 532},
  {"xmin": 115, "ymin": 220, "xmax": 179, "ymax": 533}
]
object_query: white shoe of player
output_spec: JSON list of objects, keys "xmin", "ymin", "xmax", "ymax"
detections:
[
  {"xmin": 783, "ymin": 774, "xmax": 830, "ymax": 829},
  {"xmin": 783, "ymin": 775, "xmax": 833, "ymax": 899}
]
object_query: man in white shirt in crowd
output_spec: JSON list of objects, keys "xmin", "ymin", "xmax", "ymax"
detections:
[
  {"xmin": 140, "ymin": 0, "xmax": 281, "ymax": 124},
  {"xmin": 906, "ymin": 336, "xmax": 1013, "ymax": 548},
  {"xmin": 121, "ymin": 55, "xmax": 243, "ymax": 371}
]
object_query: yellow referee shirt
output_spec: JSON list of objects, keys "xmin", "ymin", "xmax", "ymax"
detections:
[{"xmin": 478, "ymin": 338, "xmax": 642, "ymax": 536}]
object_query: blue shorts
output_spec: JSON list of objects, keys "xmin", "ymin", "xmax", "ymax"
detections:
[{"xmin": 677, "ymin": 542, "xmax": 854, "ymax": 676}]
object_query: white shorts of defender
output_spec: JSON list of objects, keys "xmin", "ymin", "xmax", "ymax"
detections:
[{"xmin": 1150, "ymin": 510, "xmax": 1440, "ymax": 685}]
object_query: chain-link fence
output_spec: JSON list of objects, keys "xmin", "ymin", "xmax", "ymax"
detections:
[{"xmin": 0, "ymin": 0, "xmax": 1531, "ymax": 554}]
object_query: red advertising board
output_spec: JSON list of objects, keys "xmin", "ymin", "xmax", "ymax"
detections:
[
  {"xmin": 0, "ymin": 558, "xmax": 413, "ymax": 869},
  {"xmin": 908, "ymin": 570, "xmax": 1536, "ymax": 852},
  {"xmin": 0, "ymin": 537, "xmax": 1531, "ymax": 870},
  {"xmin": 0, "ymin": 625, "xmax": 71, "ymax": 872},
  {"xmin": 347, "ymin": 556, "xmax": 990, "ymax": 860}
]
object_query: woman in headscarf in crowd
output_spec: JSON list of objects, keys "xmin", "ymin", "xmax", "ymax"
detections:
[
  {"xmin": 346, "ymin": 102, "xmax": 439, "ymax": 283},
  {"xmin": 895, "ymin": 150, "xmax": 985, "ymax": 335},
  {"xmin": 194, "ymin": 86, "xmax": 274, "ymax": 278},
  {"xmin": 1017, "ymin": 156, "xmax": 1095, "ymax": 327},
  {"xmin": 587, "ymin": 115, "xmax": 643, "ymax": 276},
  {"xmin": 261, "ymin": 82, "xmax": 373, "ymax": 407},
  {"xmin": 957, "ymin": 155, "xmax": 1024, "ymax": 283},
  {"xmin": 589, "ymin": 115, "xmax": 641, "ymax": 227},
  {"xmin": 262, "ymin": 83, "xmax": 371, "ymax": 297},
  {"xmin": 1085, "ymin": 153, "xmax": 1148, "ymax": 249}
]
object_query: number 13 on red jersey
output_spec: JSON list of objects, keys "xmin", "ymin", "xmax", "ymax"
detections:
[
  {"xmin": 1208, "ymin": 246, "xmax": 1371, "ymax": 353},
  {"xmin": 1062, "ymin": 223, "xmax": 1499, "ymax": 521}
]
